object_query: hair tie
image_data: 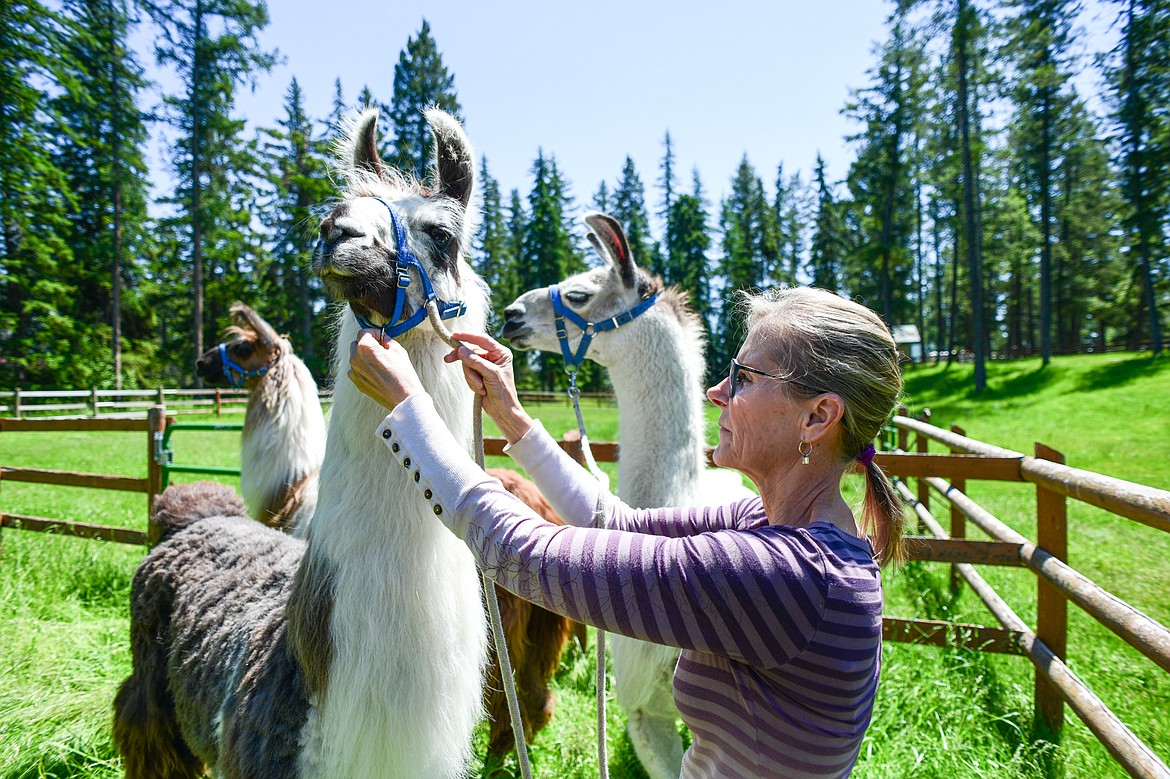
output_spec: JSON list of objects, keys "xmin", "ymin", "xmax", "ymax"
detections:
[{"xmin": 856, "ymin": 443, "xmax": 877, "ymax": 468}]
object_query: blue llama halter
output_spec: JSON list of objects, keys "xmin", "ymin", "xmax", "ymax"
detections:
[
  {"xmin": 217, "ymin": 342, "xmax": 274, "ymax": 388},
  {"xmin": 548, "ymin": 284, "xmax": 658, "ymax": 370},
  {"xmin": 352, "ymin": 197, "xmax": 466, "ymax": 338}
]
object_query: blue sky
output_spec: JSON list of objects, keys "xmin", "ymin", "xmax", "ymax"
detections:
[{"xmin": 133, "ymin": 1, "xmax": 1121, "ymax": 227}]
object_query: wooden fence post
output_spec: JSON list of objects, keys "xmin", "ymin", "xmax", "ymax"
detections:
[
  {"xmin": 156, "ymin": 387, "xmax": 165, "ymax": 408},
  {"xmin": 1034, "ymin": 442, "xmax": 1068, "ymax": 739},
  {"xmin": 916, "ymin": 408, "xmax": 931, "ymax": 512},
  {"xmin": 14, "ymin": 387, "xmax": 21, "ymax": 419},
  {"xmin": 561, "ymin": 429, "xmax": 586, "ymax": 467},
  {"xmin": 897, "ymin": 405, "xmax": 909, "ymax": 452},
  {"xmin": 147, "ymin": 406, "xmax": 167, "ymax": 544},
  {"xmin": 949, "ymin": 424, "xmax": 967, "ymax": 592},
  {"xmin": 91, "ymin": 387, "xmax": 99, "ymax": 417},
  {"xmin": 215, "ymin": 389, "xmax": 222, "ymax": 417}
]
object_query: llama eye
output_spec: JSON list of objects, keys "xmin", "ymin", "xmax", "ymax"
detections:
[
  {"xmin": 565, "ymin": 291, "xmax": 591, "ymax": 306},
  {"xmin": 427, "ymin": 226, "xmax": 454, "ymax": 249}
]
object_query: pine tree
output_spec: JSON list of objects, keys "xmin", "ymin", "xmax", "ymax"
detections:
[
  {"xmin": 611, "ymin": 156, "xmax": 659, "ymax": 275},
  {"xmin": 142, "ymin": 0, "xmax": 276, "ymax": 376},
  {"xmin": 505, "ymin": 188, "xmax": 535, "ymax": 387},
  {"xmin": 950, "ymin": 0, "xmax": 989, "ymax": 389},
  {"xmin": 667, "ymin": 170, "xmax": 715, "ymax": 375},
  {"xmin": 713, "ymin": 156, "xmax": 772, "ymax": 370},
  {"xmin": 389, "ymin": 20, "xmax": 461, "ymax": 181},
  {"xmin": 658, "ymin": 131, "xmax": 676, "ymax": 225},
  {"xmin": 523, "ymin": 150, "xmax": 585, "ymax": 389},
  {"xmin": 1054, "ymin": 98, "xmax": 1123, "ymax": 351},
  {"xmin": 1005, "ymin": 0, "xmax": 1079, "ymax": 363},
  {"xmin": 0, "ymin": 1, "xmax": 77, "ymax": 388},
  {"xmin": 52, "ymin": 0, "xmax": 152, "ymax": 388},
  {"xmin": 1105, "ymin": 0, "xmax": 1168, "ymax": 354},
  {"xmin": 843, "ymin": 0, "xmax": 927, "ymax": 324},
  {"xmin": 474, "ymin": 157, "xmax": 517, "ymax": 328},
  {"xmin": 324, "ymin": 77, "xmax": 348, "ymax": 143},
  {"xmin": 918, "ymin": 57, "xmax": 965, "ymax": 361},
  {"xmin": 773, "ymin": 165, "xmax": 806, "ymax": 287},
  {"xmin": 658, "ymin": 131, "xmax": 677, "ymax": 277},
  {"xmin": 258, "ymin": 77, "xmax": 332, "ymax": 373},
  {"xmin": 808, "ymin": 154, "xmax": 844, "ymax": 293},
  {"xmin": 592, "ymin": 181, "xmax": 610, "ymax": 215}
]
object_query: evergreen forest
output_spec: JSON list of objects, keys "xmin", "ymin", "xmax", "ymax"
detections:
[{"xmin": 2, "ymin": 0, "xmax": 1167, "ymax": 394}]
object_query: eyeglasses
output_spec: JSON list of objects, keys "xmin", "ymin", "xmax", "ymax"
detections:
[{"xmin": 727, "ymin": 358, "xmax": 827, "ymax": 399}]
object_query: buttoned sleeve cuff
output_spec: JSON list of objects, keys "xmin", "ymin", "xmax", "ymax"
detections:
[
  {"xmin": 375, "ymin": 393, "xmax": 497, "ymax": 536},
  {"xmin": 501, "ymin": 418, "xmax": 608, "ymax": 528}
]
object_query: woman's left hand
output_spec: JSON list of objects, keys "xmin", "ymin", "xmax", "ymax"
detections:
[{"xmin": 348, "ymin": 330, "xmax": 425, "ymax": 411}]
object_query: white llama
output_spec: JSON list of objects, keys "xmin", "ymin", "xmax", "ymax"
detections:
[
  {"xmin": 195, "ymin": 302, "xmax": 326, "ymax": 535},
  {"xmin": 195, "ymin": 306, "xmax": 573, "ymax": 759},
  {"xmin": 500, "ymin": 212, "xmax": 750, "ymax": 779},
  {"xmin": 115, "ymin": 109, "xmax": 491, "ymax": 779}
]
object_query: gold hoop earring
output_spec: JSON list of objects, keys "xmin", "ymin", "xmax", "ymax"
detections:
[{"xmin": 798, "ymin": 440, "xmax": 812, "ymax": 465}]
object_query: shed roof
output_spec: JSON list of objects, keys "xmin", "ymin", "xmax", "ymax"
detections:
[{"xmin": 891, "ymin": 324, "xmax": 922, "ymax": 344}]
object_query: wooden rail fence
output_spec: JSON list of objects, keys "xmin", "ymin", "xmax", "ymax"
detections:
[
  {"xmin": 0, "ymin": 387, "xmax": 335, "ymax": 418},
  {"xmin": 0, "ymin": 387, "xmax": 580, "ymax": 418},
  {"xmin": 2, "ymin": 406, "xmax": 1169, "ymax": 777}
]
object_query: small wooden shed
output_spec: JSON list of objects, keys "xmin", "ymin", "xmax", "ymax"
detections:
[{"xmin": 892, "ymin": 324, "xmax": 923, "ymax": 364}]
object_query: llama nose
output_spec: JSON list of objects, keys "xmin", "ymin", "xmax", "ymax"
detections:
[
  {"xmin": 499, "ymin": 306, "xmax": 526, "ymax": 339},
  {"xmin": 319, "ymin": 216, "xmax": 366, "ymax": 244}
]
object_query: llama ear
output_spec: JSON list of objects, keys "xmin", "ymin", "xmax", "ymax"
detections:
[
  {"xmin": 585, "ymin": 212, "xmax": 636, "ymax": 289},
  {"xmin": 350, "ymin": 108, "xmax": 384, "ymax": 178},
  {"xmin": 230, "ymin": 302, "xmax": 278, "ymax": 348},
  {"xmin": 426, "ymin": 108, "xmax": 474, "ymax": 209}
]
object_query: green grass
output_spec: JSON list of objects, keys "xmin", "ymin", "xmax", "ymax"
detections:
[{"xmin": 1, "ymin": 352, "xmax": 1168, "ymax": 778}]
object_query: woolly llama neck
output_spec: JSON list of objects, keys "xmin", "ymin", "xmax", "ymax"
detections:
[
  {"xmin": 295, "ymin": 307, "xmax": 488, "ymax": 779},
  {"xmin": 600, "ymin": 293, "xmax": 709, "ymax": 510},
  {"xmin": 240, "ymin": 337, "xmax": 326, "ymax": 536}
]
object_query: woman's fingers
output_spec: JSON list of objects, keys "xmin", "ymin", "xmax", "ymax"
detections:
[
  {"xmin": 449, "ymin": 331, "xmax": 498, "ymax": 350},
  {"xmin": 450, "ymin": 331, "xmax": 511, "ymax": 365},
  {"xmin": 462, "ymin": 364, "xmax": 486, "ymax": 395}
]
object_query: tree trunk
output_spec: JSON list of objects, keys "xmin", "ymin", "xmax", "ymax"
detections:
[
  {"xmin": 191, "ymin": 0, "xmax": 206, "ymax": 384},
  {"xmin": 109, "ymin": 2, "xmax": 123, "ymax": 390},
  {"xmin": 1121, "ymin": 0, "xmax": 1164, "ymax": 355},
  {"xmin": 932, "ymin": 196, "xmax": 944, "ymax": 362},
  {"xmin": 947, "ymin": 229, "xmax": 960, "ymax": 365},
  {"xmin": 1040, "ymin": 74, "xmax": 1054, "ymax": 365},
  {"xmin": 955, "ymin": 0, "xmax": 986, "ymax": 391}
]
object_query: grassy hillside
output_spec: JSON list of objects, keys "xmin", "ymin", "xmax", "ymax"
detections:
[
  {"xmin": 900, "ymin": 351, "xmax": 1170, "ymax": 487},
  {"xmin": 874, "ymin": 351, "xmax": 1170, "ymax": 778},
  {"xmin": 0, "ymin": 351, "xmax": 1167, "ymax": 777}
]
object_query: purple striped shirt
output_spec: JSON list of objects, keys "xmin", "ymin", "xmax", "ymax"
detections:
[{"xmin": 380, "ymin": 396, "xmax": 883, "ymax": 778}]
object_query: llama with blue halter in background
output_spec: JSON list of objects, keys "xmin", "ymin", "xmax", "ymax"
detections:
[
  {"xmin": 195, "ymin": 302, "xmax": 325, "ymax": 535},
  {"xmin": 501, "ymin": 212, "xmax": 753, "ymax": 779}
]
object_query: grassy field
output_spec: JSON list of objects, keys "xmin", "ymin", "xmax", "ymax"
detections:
[{"xmin": 0, "ymin": 350, "xmax": 1167, "ymax": 777}]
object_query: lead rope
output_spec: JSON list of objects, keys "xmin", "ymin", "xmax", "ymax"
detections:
[
  {"xmin": 425, "ymin": 302, "xmax": 533, "ymax": 779},
  {"xmin": 566, "ymin": 368, "xmax": 610, "ymax": 779}
]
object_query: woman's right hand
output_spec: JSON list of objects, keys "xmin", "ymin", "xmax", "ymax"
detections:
[{"xmin": 445, "ymin": 332, "xmax": 535, "ymax": 444}]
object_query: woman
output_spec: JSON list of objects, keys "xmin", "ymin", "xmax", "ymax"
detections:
[{"xmin": 349, "ymin": 287, "xmax": 905, "ymax": 778}]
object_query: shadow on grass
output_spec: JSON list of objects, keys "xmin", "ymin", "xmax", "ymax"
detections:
[
  {"xmin": 904, "ymin": 360, "xmax": 1063, "ymax": 408},
  {"xmin": 1073, "ymin": 352, "xmax": 1170, "ymax": 392},
  {"xmin": 980, "ymin": 362, "xmax": 1064, "ymax": 401},
  {"xmin": 902, "ymin": 361, "xmax": 972, "ymax": 407}
]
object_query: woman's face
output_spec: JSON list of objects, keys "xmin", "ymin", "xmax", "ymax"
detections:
[{"xmin": 706, "ymin": 325, "xmax": 806, "ymax": 485}]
